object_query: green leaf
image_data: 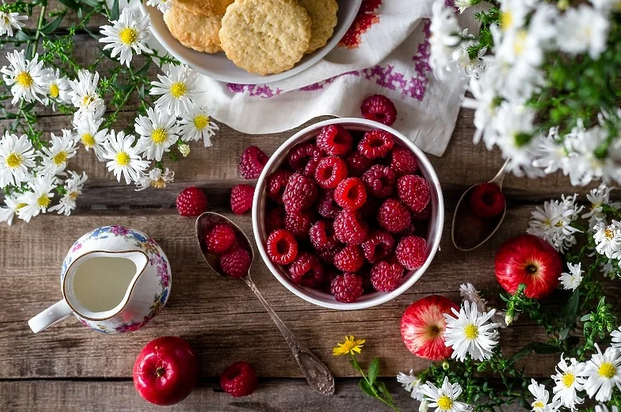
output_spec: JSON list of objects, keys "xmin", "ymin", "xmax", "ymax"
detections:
[
  {"xmin": 358, "ymin": 379, "xmax": 376, "ymax": 399},
  {"xmin": 56, "ymin": 0, "xmax": 80, "ymax": 10},
  {"xmin": 135, "ymin": 60, "xmax": 151, "ymax": 77},
  {"xmin": 376, "ymin": 381, "xmax": 393, "ymax": 404},
  {"xmin": 79, "ymin": 0, "xmax": 101, "ymax": 8},
  {"xmin": 367, "ymin": 358, "xmax": 380, "ymax": 386},
  {"xmin": 509, "ymin": 342, "xmax": 559, "ymax": 365},
  {"xmin": 41, "ymin": 12, "xmax": 67, "ymax": 35},
  {"xmin": 15, "ymin": 30, "xmax": 34, "ymax": 41},
  {"xmin": 559, "ymin": 290, "xmax": 580, "ymax": 340},
  {"xmin": 110, "ymin": 0, "xmax": 120, "ymax": 21}
]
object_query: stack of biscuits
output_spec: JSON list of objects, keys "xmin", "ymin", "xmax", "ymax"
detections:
[{"xmin": 163, "ymin": 0, "xmax": 339, "ymax": 76}]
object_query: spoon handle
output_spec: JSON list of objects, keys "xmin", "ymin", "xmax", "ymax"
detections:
[
  {"xmin": 243, "ymin": 276, "xmax": 335, "ymax": 396},
  {"xmin": 489, "ymin": 158, "xmax": 510, "ymax": 188}
]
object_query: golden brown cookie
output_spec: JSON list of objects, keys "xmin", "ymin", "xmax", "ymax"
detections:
[
  {"xmin": 164, "ymin": 3, "xmax": 223, "ymax": 54},
  {"xmin": 175, "ymin": 0, "xmax": 233, "ymax": 17},
  {"xmin": 297, "ymin": 0, "xmax": 339, "ymax": 54},
  {"xmin": 219, "ymin": 0, "xmax": 312, "ymax": 75}
]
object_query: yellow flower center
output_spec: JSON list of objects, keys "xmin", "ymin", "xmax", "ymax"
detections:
[
  {"xmin": 170, "ymin": 82, "xmax": 187, "ymax": 99},
  {"xmin": 53, "ymin": 151, "xmax": 67, "ymax": 165},
  {"xmin": 37, "ymin": 195, "xmax": 50, "ymax": 208},
  {"xmin": 605, "ymin": 228, "xmax": 614, "ymax": 240},
  {"xmin": 15, "ymin": 71, "xmax": 33, "ymax": 87},
  {"xmin": 6, "ymin": 152, "xmax": 22, "ymax": 168},
  {"xmin": 50, "ymin": 83, "xmax": 60, "ymax": 98},
  {"xmin": 16, "ymin": 202, "xmax": 27, "ymax": 209},
  {"xmin": 437, "ymin": 395, "xmax": 454, "ymax": 410},
  {"xmin": 151, "ymin": 128, "xmax": 168, "ymax": 144},
  {"xmin": 562, "ymin": 373, "xmax": 575, "ymax": 388},
  {"xmin": 533, "ymin": 401, "xmax": 544, "ymax": 408},
  {"xmin": 116, "ymin": 151, "xmax": 131, "ymax": 166},
  {"xmin": 81, "ymin": 133, "xmax": 95, "ymax": 147},
  {"xmin": 599, "ymin": 362, "xmax": 616, "ymax": 379},
  {"xmin": 501, "ymin": 11, "xmax": 512, "ymax": 30},
  {"xmin": 69, "ymin": 191, "xmax": 79, "ymax": 201},
  {"xmin": 514, "ymin": 30, "xmax": 527, "ymax": 56},
  {"xmin": 464, "ymin": 324, "xmax": 479, "ymax": 340},
  {"xmin": 119, "ymin": 27, "xmax": 138, "ymax": 45},
  {"xmin": 151, "ymin": 178, "xmax": 166, "ymax": 189},
  {"xmin": 193, "ymin": 114, "xmax": 210, "ymax": 130},
  {"xmin": 83, "ymin": 95, "xmax": 95, "ymax": 106}
]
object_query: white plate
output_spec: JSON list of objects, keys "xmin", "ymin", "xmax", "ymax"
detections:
[{"xmin": 141, "ymin": 0, "xmax": 363, "ymax": 84}]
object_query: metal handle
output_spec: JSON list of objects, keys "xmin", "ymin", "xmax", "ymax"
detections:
[
  {"xmin": 243, "ymin": 276, "xmax": 335, "ymax": 396},
  {"xmin": 489, "ymin": 158, "xmax": 510, "ymax": 188}
]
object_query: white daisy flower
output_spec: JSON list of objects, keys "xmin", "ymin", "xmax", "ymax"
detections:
[
  {"xmin": 532, "ymin": 127, "xmax": 571, "ymax": 175},
  {"xmin": 135, "ymin": 107, "xmax": 181, "ymax": 161},
  {"xmin": 498, "ymin": 0, "xmax": 531, "ymax": 33},
  {"xmin": 39, "ymin": 130, "xmax": 78, "ymax": 176},
  {"xmin": 99, "ymin": 8, "xmax": 152, "ymax": 67},
  {"xmin": 591, "ymin": 0, "xmax": 621, "ymax": 11},
  {"xmin": 16, "ymin": 174, "xmax": 57, "ymax": 223},
  {"xmin": 428, "ymin": 1, "xmax": 463, "ymax": 80},
  {"xmin": 551, "ymin": 355, "xmax": 586, "ymax": 410},
  {"xmin": 584, "ymin": 344, "xmax": 621, "ymax": 402},
  {"xmin": 68, "ymin": 70, "xmax": 105, "ymax": 120},
  {"xmin": 556, "ymin": 5, "xmax": 609, "ymax": 59},
  {"xmin": 0, "ymin": 132, "xmax": 36, "ymax": 188},
  {"xmin": 459, "ymin": 283, "xmax": 510, "ymax": 327},
  {"xmin": 0, "ymin": 194, "xmax": 22, "ymax": 225},
  {"xmin": 150, "ymin": 64, "xmax": 200, "ymax": 116},
  {"xmin": 595, "ymin": 405, "xmax": 619, "ymax": 412},
  {"xmin": 526, "ymin": 195, "xmax": 583, "ymax": 253},
  {"xmin": 1, "ymin": 50, "xmax": 47, "ymax": 104},
  {"xmin": 612, "ymin": 327, "xmax": 621, "ymax": 349},
  {"xmin": 594, "ymin": 221, "xmax": 621, "ymax": 260},
  {"xmin": 583, "ymin": 185, "xmax": 618, "ymax": 231},
  {"xmin": 72, "ymin": 115, "xmax": 108, "ymax": 161},
  {"xmin": 102, "ymin": 130, "xmax": 149, "ymax": 184},
  {"xmin": 528, "ymin": 379, "xmax": 560, "ymax": 412},
  {"xmin": 419, "ymin": 377, "xmax": 471, "ymax": 412},
  {"xmin": 42, "ymin": 68, "xmax": 72, "ymax": 106},
  {"xmin": 0, "ymin": 11, "xmax": 27, "ymax": 37},
  {"xmin": 179, "ymin": 106, "xmax": 219, "ymax": 146},
  {"xmin": 397, "ymin": 370, "xmax": 423, "ymax": 401},
  {"xmin": 49, "ymin": 171, "xmax": 88, "ymax": 216},
  {"xmin": 559, "ymin": 262, "xmax": 583, "ymax": 292},
  {"xmin": 462, "ymin": 71, "xmax": 501, "ymax": 147},
  {"xmin": 134, "ymin": 167, "xmax": 174, "ymax": 191},
  {"xmin": 146, "ymin": 0, "xmax": 172, "ymax": 13},
  {"xmin": 444, "ymin": 300, "xmax": 501, "ymax": 362}
]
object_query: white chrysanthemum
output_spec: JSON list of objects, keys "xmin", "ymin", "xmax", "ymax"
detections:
[
  {"xmin": 146, "ymin": 0, "xmax": 172, "ymax": 13},
  {"xmin": 556, "ymin": 5, "xmax": 609, "ymax": 59},
  {"xmin": 72, "ymin": 115, "xmax": 108, "ymax": 161},
  {"xmin": 584, "ymin": 345, "xmax": 621, "ymax": 402},
  {"xmin": 559, "ymin": 262, "xmax": 583, "ymax": 292},
  {"xmin": 594, "ymin": 221, "xmax": 621, "ymax": 260},
  {"xmin": 448, "ymin": 30, "xmax": 487, "ymax": 79},
  {"xmin": 526, "ymin": 194, "xmax": 583, "ymax": 253},
  {"xmin": 583, "ymin": 185, "xmax": 618, "ymax": 231},
  {"xmin": 68, "ymin": 70, "xmax": 105, "ymax": 120},
  {"xmin": 16, "ymin": 174, "xmax": 57, "ymax": 223},
  {"xmin": 419, "ymin": 377, "xmax": 471, "ymax": 412},
  {"xmin": 428, "ymin": 1, "xmax": 462, "ymax": 80},
  {"xmin": 0, "ymin": 194, "xmax": 22, "ymax": 226},
  {"xmin": 612, "ymin": 327, "xmax": 621, "ymax": 349},
  {"xmin": 1, "ymin": 50, "xmax": 47, "ymax": 104},
  {"xmin": 39, "ymin": 130, "xmax": 78, "ymax": 176},
  {"xmin": 595, "ymin": 405, "xmax": 620, "ymax": 412},
  {"xmin": 49, "ymin": 171, "xmax": 88, "ymax": 216},
  {"xmin": 532, "ymin": 127, "xmax": 570, "ymax": 175},
  {"xmin": 498, "ymin": 0, "xmax": 531, "ymax": 33},
  {"xmin": 101, "ymin": 130, "xmax": 149, "ymax": 184},
  {"xmin": 561, "ymin": 122, "xmax": 611, "ymax": 186},
  {"xmin": 134, "ymin": 167, "xmax": 174, "ymax": 191},
  {"xmin": 528, "ymin": 379, "xmax": 560, "ymax": 412},
  {"xmin": 179, "ymin": 106, "xmax": 219, "ymax": 146},
  {"xmin": 150, "ymin": 64, "xmax": 199, "ymax": 116},
  {"xmin": 135, "ymin": 107, "xmax": 181, "ymax": 161},
  {"xmin": 42, "ymin": 68, "xmax": 72, "ymax": 107},
  {"xmin": 459, "ymin": 283, "xmax": 509, "ymax": 327},
  {"xmin": 590, "ymin": 0, "xmax": 621, "ymax": 11},
  {"xmin": 551, "ymin": 355, "xmax": 586, "ymax": 410},
  {"xmin": 397, "ymin": 370, "xmax": 424, "ymax": 401},
  {"xmin": 444, "ymin": 300, "xmax": 501, "ymax": 362},
  {"xmin": 0, "ymin": 11, "xmax": 27, "ymax": 37},
  {"xmin": 462, "ymin": 71, "xmax": 501, "ymax": 147},
  {"xmin": 0, "ymin": 132, "xmax": 36, "ymax": 188},
  {"xmin": 99, "ymin": 8, "xmax": 152, "ymax": 67}
]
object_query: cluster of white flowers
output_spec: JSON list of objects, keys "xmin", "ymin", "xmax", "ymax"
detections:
[
  {"xmin": 399, "ymin": 374, "xmax": 472, "ymax": 412},
  {"xmin": 526, "ymin": 194, "xmax": 583, "ymax": 253},
  {"xmin": 0, "ymin": 11, "xmax": 27, "ymax": 37}
]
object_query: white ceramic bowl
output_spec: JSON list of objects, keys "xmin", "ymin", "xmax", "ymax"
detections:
[
  {"xmin": 252, "ymin": 118, "xmax": 445, "ymax": 310},
  {"xmin": 141, "ymin": 0, "xmax": 363, "ymax": 84}
]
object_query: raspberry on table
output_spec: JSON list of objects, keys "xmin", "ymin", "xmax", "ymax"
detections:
[
  {"xmin": 333, "ymin": 210, "xmax": 369, "ymax": 245},
  {"xmin": 390, "ymin": 146, "xmax": 418, "ymax": 176},
  {"xmin": 346, "ymin": 151, "xmax": 374, "ymax": 177},
  {"xmin": 358, "ymin": 129, "xmax": 394, "ymax": 159},
  {"xmin": 282, "ymin": 173, "xmax": 318, "ymax": 213},
  {"xmin": 285, "ymin": 210, "xmax": 315, "ymax": 238},
  {"xmin": 397, "ymin": 175, "xmax": 430, "ymax": 213},
  {"xmin": 334, "ymin": 244, "xmax": 364, "ymax": 273},
  {"xmin": 220, "ymin": 247, "xmax": 251, "ymax": 278},
  {"xmin": 361, "ymin": 230, "xmax": 395, "ymax": 264},
  {"xmin": 266, "ymin": 170, "xmax": 292, "ymax": 204},
  {"xmin": 362, "ymin": 164, "xmax": 396, "ymax": 198},
  {"xmin": 370, "ymin": 260, "xmax": 404, "ymax": 292},
  {"xmin": 309, "ymin": 220, "xmax": 338, "ymax": 250},
  {"xmin": 330, "ymin": 273, "xmax": 364, "ymax": 303},
  {"xmin": 317, "ymin": 189, "xmax": 341, "ymax": 219},
  {"xmin": 334, "ymin": 177, "xmax": 367, "ymax": 210},
  {"xmin": 469, "ymin": 182, "xmax": 505, "ymax": 218},
  {"xmin": 288, "ymin": 252, "xmax": 326, "ymax": 288},
  {"xmin": 265, "ymin": 207, "xmax": 285, "ymax": 233},
  {"xmin": 396, "ymin": 235, "xmax": 427, "ymax": 270},
  {"xmin": 230, "ymin": 184, "xmax": 255, "ymax": 215},
  {"xmin": 239, "ymin": 146, "xmax": 269, "ymax": 179},
  {"xmin": 316, "ymin": 124, "xmax": 353, "ymax": 156},
  {"xmin": 176, "ymin": 187, "xmax": 208, "ymax": 217},
  {"xmin": 266, "ymin": 229, "xmax": 298, "ymax": 265},
  {"xmin": 360, "ymin": 94, "xmax": 398, "ymax": 126},
  {"xmin": 377, "ymin": 198, "xmax": 411, "ymax": 233},
  {"xmin": 287, "ymin": 143, "xmax": 322, "ymax": 177},
  {"xmin": 314, "ymin": 156, "xmax": 348, "ymax": 189},
  {"xmin": 205, "ymin": 223, "xmax": 237, "ymax": 255},
  {"xmin": 220, "ymin": 361, "xmax": 258, "ymax": 398}
]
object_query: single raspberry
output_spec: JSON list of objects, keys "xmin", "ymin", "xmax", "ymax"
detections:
[
  {"xmin": 288, "ymin": 252, "xmax": 326, "ymax": 288},
  {"xmin": 176, "ymin": 187, "xmax": 208, "ymax": 217},
  {"xmin": 316, "ymin": 246, "xmax": 340, "ymax": 265},
  {"xmin": 314, "ymin": 156, "xmax": 348, "ymax": 189},
  {"xmin": 362, "ymin": 165, "xmax": 396, "ymax": 198},
  {"xmin": 396, "ymin": 236, "xmax": 427, "ymax": 270},
  {"xmin": 397, "ymin": 175, "xmax": 430, "ymax": 213},
  {"xmin": 287, "ymin": 143, "xmax": 322, "ymax": 177},
  {"xmin": 361, "ymin": 230, "xmax": 395, "ymax": 264},
  {"xmin": 469, "ymin": 182, "xmax": 505, "ymax": 218},
  {"xmin": 411, "ymin": 203, "xmax": 431, "ymax": 221},
  {"xmin": 334, "ymin": 177, "xmax": 367, "ymax": 210},
  {"xmin": 316, "ymin": 125, "xmax": 353, "ymax": 156},
  {"xmin": 371, "ymin": 260, "xmax": 404, "ymax": 292},
  {"xmin": 230, "ymin": 184, "xmax": 254, "ymax": 215},
  {"xmin": 265, "ymin": 207, "xmax": 285, "ymax": 233},
  {"xmin": 346, "ymin": 151, "xmax": 374, "ymax": 177},
  {"xmin": 358, "ymin": 129, "xmax": 394, "ymax": 159},
  {"xmin": 285, "ymin": 210, "xmax": 315, "ymax": 238},
  {"xmin": 220, "ymin": 247, "xmax": 251, "ymax": 278},
  {"xmin": 333, "ymin": 210, "xmax": 369, "ymax": 245},
  {"xmin": 390, "ymin": 146, "xmax": 418, "ymax": 176},
  {"xmin": 220, "ymin": 361, "xmax": 258, "ymax": 398},
  {"xmin": 330, "ymin": 273, "xmax": 364, "ymax": 303},
  {"xmin": 309, "ymin": 220, "xmax": 338, "ymax": 250},
  {"xmin": 266, "ymin": 229, "xmax": 298, "ymax": 265},
  {"xmin": 282, "ymin": 173, "xmax": 318, "ymax": 213},
  {"xmin": 317, "ymin": 190, "xmax": 341, "ymax": 218},
  {"xmin": 377, "ymin": 198, "xmax": 411, "ymax": 233},
  {"xmin": 205, "ymin": 223, "xmax": 237, "ymax": 255},
  {"xmin": 239, "ymin": 146, "xmax": 269, "ymax": 179},
  {"xmin": 334, "ymin": 245, "xmax": 364, "ymax": 272},
  {"xmin": 360, "ymin": 94, "xmax": 398, "ymax": 126},
  {"xmin": 266, "ymin": 170, "xmax": 292, "ymax": 204}
]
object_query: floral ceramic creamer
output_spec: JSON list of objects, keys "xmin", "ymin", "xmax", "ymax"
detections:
[{"xmin": 28, "ymin": 225, "xmax": 171, "ymax": 334}]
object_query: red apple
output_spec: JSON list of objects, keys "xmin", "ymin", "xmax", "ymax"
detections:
[
  {"xmin": 495, "ymin": 234, "xmax": 562, "ymax": 299},
  {"xmin": 133, "ymin": 336, "xmax": 199, "ymax": 406},
  {"xmin": 400, "ymin": 295, "xmax": 459, "ymax": 361}
]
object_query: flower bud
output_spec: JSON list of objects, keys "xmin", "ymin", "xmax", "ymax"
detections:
[{"xmin": 178, "ymin": 143, "xmax": 190, "ymax": 157}]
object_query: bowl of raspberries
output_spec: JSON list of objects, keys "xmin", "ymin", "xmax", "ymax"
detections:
[{"xmin": 252, "ymin": 118, "xmax": 444, "ymax": 309}]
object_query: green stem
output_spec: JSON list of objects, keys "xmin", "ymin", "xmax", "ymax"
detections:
[{"xmin": 31, "ymin": 4, "xmax": 47, "ymax": 59}]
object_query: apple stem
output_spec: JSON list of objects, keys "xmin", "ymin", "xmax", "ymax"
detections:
[{"xmin": 155, "ymin": 367, "xmax": 165, "ymax": 378}]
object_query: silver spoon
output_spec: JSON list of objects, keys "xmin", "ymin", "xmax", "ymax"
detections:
[
  {"xmin": 451, "ymin": 159, "xmax": 509, "ymax": 251},
  {"xmin": 196, "ymin": 212, "xmax": 335, "ymax": 396}
]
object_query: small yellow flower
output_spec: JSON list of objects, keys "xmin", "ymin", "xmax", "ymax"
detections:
[{"xmin": 333, "ymin": 336, "xmax": 365, "ymax": 356}]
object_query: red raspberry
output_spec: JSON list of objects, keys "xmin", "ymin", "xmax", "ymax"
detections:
[
  {"xmin": 316, "ymin": 125, "xmax": 353, "ymax": 156},
  {"xmin": 230, "ymin": 184, "xmax": 255, "ymax": 215},
  {"xmin": 360, "ymin": 94, "xmax": 398, "ymax": 126},
  {"xmin": 287, "ymin": 143, "xmax": 322, "ymax": 177},
  {"xmin": 396, "ymin": 236, "xmax": 427, "ymax": 270},
  {"xmin": 309, "ymin": 220, "xmax": 338, "ymax": 250},
  {"xmin": 362, "ymin": 165, "xmax": 396, "ymax": 198},
  {"xmin": 239, "ymin": 146, "xmax": 268, "ymax": 179},
  {"xmin": 377, "ymin": 199, "xmax": 411, "ymax": 233},
  {"xmin": 282, "ymin": 173, "xmax": 318, "ymax": 213},
  {"xmin": 346, "ymin": 151, "xmax": 374, "ymax": 177},
  {"xmin": 316, "ymin": 246, "xmax": 340, "ymax": 265},
  {"xmin": 265, "ymin": 207, "xmax": 285, "ymax": 233},
  {"xmin": 361, "ymin": 230, "xmax": 395, "ymax": 264},
  {"xmin": 288, "ymin": 252, "xmax": 326, "ymax": 288},
  {"xmin": 314, "ymin": 156, "xmax": 348, "ymax": 189},
  {"xmin": 266, "ymin": 170, "xmax": 292, "ymax": 204},
  {"xmin": 390, "ymin": 146, "xmax": 418, "ymax": 176},
  {"xmin": 176, "ymin": 187, "xmax": 208, "ymax": 217},
  {"xmin": 334, "ymin": 245, "xmax": 364, "ymax": 272},
  {"xmin": 334, "ymin": 177, "xmax": 367, "ymax": 210},
  {"xmin": 285, "ymin": 210, "xmax": 314, "ymax": 238},
  {"xmin": 358, "ymin": 129, "xmax": 394, "ymax": 159},
  {"xmin": 469, "ymin": 182, "xmax": 505, "ymax": 218},
  {"xmin": 220, "ymin": 247, "xmax": 251, "ymax": 278},
  {"xmin": 411, "ymin": 203, "xmax": 431, "ymax": 221},
  {"xmin": 317, "ymin": 190, "xmax": 341, "ymax": 218},
  {"xmin": 330, "ymin": 273, "xmax": 364, "ymax": 303},
  {"xmin": 205, "ymin": 223, "xmax": 236, "ymax": 255},
  {"xmin": 220, "ymin": 361, "xmax": 258, "ymax": 398},
  {"xmin": 333, "ymin": 210, "xmax": 369, "ymax": 245},
  {"xmin": 266, "ymin": 229, "xmax": 298, "ymax": 265},
  {"xmin": 371, "ymin": 260, "xmax": 404, "ymax": 292},
  {"xmin": 397, "ymin": 175, "xmax": 430, "ymax": 213}
]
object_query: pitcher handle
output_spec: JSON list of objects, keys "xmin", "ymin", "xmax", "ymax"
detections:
[{"xmin": 28, "ymin": 300, "xmax": 73, "ymax": 333}]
